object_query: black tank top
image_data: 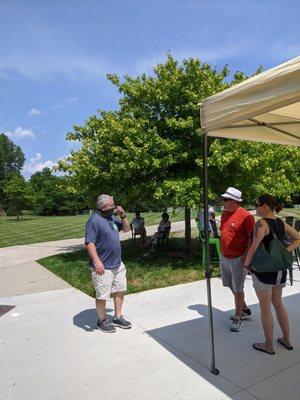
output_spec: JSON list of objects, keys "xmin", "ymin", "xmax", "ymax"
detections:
[{"xmin": 253, "ymin": 218, "xmax": 287, "ymax": 285}]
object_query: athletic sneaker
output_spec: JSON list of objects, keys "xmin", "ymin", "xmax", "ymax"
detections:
[
  {"xmin": 230, "ymin": 308, "xmax": 252, "ymax": 321},
  {"xmin": 112, "ymin": 315, "xmax": 132, "ymax": 329},
  {"xmin": 97, "ymin": 319, "xmax": 116, "ymax": 333},
  {"xmin": 230, "ymin": 315, "xmax": 243, "ymax": 332}
]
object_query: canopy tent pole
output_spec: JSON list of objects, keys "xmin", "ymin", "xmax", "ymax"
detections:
[{"xmin": 202, "ymin": 131, "xmax": 219, "ymax": 375}]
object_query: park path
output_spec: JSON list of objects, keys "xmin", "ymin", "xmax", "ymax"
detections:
[{"xmin": 0, "ymin": 220, "xmax": 196, "ymax": 297}]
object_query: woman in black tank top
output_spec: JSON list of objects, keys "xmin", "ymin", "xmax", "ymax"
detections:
[
  {"xmin": 243, "ymin": 194, "xmax": 300, "ymax": 355},
  {"xmin": 254, "ymin": 218, "xmax": 287, "ymax": 285}
]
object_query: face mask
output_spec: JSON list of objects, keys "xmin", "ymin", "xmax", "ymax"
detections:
[{"xmin": 100, "ymin": 208, "xmax": 115, "ymax": 218}]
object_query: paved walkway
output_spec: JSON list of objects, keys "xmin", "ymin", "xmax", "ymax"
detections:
[{"xmin": 1, "ymin": 221, "xmax": 300, "ymax": 400}]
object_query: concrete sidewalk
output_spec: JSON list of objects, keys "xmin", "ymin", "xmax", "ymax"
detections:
[{"xmin": 1, "ymin": 269, "xmax": 300, "ymax": 400}]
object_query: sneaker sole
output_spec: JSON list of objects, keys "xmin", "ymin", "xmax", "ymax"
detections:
[
  {"xmin": 112, "ymin": 322, "xmax": 132, "ymax": 329},
  {"xmin": 97, "ymin": 326, "xmax": 116, "ymax": 333},
  {"xmin": 230, "ymin": 326, "xmax": 242, "ymax": 332},
  {"xmin": 230, "ymin": 322, "xmax": 243, "ymax": 332},
  {"xmin": 230, "ymin": 315, "xmax": 252, "ymax": 321}
]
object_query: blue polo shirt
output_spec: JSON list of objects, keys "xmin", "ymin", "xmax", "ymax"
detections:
[{"xmin": 85, "ymin": 212, "xmax": 123, "ymax": 269}]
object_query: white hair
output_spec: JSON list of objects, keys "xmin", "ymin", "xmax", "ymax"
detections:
[{"xmin": 96, "ymin": 194, "xmax": 112, "ymax": 210}]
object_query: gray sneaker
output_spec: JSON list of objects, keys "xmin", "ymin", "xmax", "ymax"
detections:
[
  {"xmin": 112, "ymin": 315, "xmax": 132, "ymax": 329},
  {"xmin": 230, "ymin": 308, "xmax": 252, "ymax": 321},
  {"xmin": 97, "ymin": 319, "xmax": 116, "ymax": 333},
  {"xmin": 230, "ymin": 315, "xmax": 243, "ymax": 332}
]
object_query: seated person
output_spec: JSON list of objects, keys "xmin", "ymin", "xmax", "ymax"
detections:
[
  {"xmin": 149, "ymin": 212, "xmax": 171, "ymax": 250},
  {"xmin": 130, "ymin": 211, "xmax": 147, "ymax": 246},
  {"xmin": 196, "ymin": 206, "xmax": 218, "ymax": 237}
]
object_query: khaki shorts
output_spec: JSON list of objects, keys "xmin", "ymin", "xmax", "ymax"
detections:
[
  {"xmin": 220, "ymin": 254, "xmax": 247, "ymax": 293},
  {"xmin": 91, "ymin": 262, "xmax": 127, "ymax": 300}
]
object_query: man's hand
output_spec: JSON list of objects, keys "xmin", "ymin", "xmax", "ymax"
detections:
[
  {"xmin": 243, "ymin": 264, "xmax": 252, "ymax": 274},
  {"xmin": 116, "ymin": 205, "xmax": 126, "ymax": 218},
  {"xmin": 94, "ymin": 260, "xmax": 105, "ymax": 275}
]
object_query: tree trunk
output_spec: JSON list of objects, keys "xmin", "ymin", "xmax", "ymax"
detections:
[{"xmin": 185, "ymin": 206, "xmax": 191, "ymax": 252}]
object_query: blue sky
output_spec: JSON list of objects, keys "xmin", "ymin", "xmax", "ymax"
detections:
[{"xmin": 1, "ymin": 0, "xmax": 299, "ymax": 178}]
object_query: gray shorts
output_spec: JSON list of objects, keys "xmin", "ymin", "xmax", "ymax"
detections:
[
  {"xmin": 252, "ymin": 272, "xmax": 286, "ymax": 291},
  {"xmin": 220, "ymin": 255, "xmax": 247, "ymax": 293}
]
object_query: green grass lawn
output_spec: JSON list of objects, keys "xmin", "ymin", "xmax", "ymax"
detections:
[
  {"xmin": 39, "ymin": 228, "xmax": 219, "ymax": 296},
  {"xmin": 1, "ymin": 207, "xmax": 299, "ymax": 249},
  {"xmin": 0, "ymin": 210, "xmax": 195, "ymax": 248}
]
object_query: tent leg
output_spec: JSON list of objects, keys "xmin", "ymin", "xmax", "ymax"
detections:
[{"xmin": 202, "ymin": 131, "xmax": 219, "ymax": 375}]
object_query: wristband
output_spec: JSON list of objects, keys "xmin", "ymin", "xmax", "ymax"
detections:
[{"xmin": 121, "ymin": 215, "xmax": 127, "ymax": 219}]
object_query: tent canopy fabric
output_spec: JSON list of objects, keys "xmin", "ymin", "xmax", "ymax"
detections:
[{"xmin": 200, "ymin": 56, "xmax": 300, "ymax": 146}]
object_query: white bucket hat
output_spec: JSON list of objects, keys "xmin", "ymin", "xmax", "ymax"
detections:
[{"xmin": 221, "ymin": 187, "xmax": 243, "ymax": 202}]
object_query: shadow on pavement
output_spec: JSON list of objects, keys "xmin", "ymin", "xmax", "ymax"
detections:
[
  {"xmin": 145, "ymin": 292, "xmax": 300, "ymax": 399},
  {"xmin": 73, "ymin": 307, "xmax": 114, "ymax": 331}
]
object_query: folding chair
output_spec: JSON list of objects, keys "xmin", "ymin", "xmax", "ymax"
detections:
[
  {"xmin": 131, "ymin": 226, "xmax": 141, "ymax": 246},
  {"xmin": 157, "ymin": 226, "xmax": 171, "ymax": 250}
]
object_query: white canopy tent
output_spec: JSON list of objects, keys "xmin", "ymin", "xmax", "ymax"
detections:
[{"xmin": 199, "ymin": 56, "xmax": 300, "ymax": 375}]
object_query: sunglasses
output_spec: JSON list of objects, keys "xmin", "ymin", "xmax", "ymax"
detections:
[
  {"xmin": 221, "ymin": 198, "xmax": 232, "ymax": 202},
  {"xmin": 255, "ymin": 203, "xmax": 263, "ymax": 207}
]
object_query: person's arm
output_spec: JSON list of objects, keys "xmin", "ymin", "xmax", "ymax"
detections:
[
  {"xmin": 241, "ymin": 214, "xmax": 255, "ymax": 263},
  {"xmin": 116, "ymin": 206, "xmax": 130, "ymax": 232},
  {"xmin": 243, "ymin": 220, "xmax": 267, "ymax": 270},
  {"xmin": 284, "ymin": 223, "xmax": 300, "ymax": 252},
  {"xmin": 86, "ymin": 243, "xmax": 105, "ymax": 275}
]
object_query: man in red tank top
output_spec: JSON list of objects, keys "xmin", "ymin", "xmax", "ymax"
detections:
[{"xmin": 220, "ymin": 187, "xmax": 255, "ymax": 332}]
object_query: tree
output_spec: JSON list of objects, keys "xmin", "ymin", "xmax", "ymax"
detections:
[
  {"xmin": 0, "ymin": 134, "xmax": 25, "ymax": 207},
  {"xmin": 59, "ymin": 54, "xmax": 299, "ymax": 250},
  {"xmin": 29, "ymin": 168, "xmax": 87, "ymax": 215},
  {"xmin": 3, "ymin": 173, "xmax": 31, "ymax": 218},
  {"xmin": 59, "ymin": 55, "xmax": 237, "ymax": 249}
]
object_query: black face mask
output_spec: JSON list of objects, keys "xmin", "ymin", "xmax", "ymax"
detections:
[{"xmin": 100, "ymin": 208, "xmax": 115, "ymax": 218}]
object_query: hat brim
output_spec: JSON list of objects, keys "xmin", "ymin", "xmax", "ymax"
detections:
[{"xmin": 221, "ymin": 194, "xmax": 243, "ymax": 202}]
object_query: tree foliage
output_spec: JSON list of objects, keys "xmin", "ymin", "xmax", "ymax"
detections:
[
  {"xmin": 3, "ymin": 173, "xmax": 31, "ymax": 217},
  {"xmin": 59, "ymin": 54, "xmax": 299, "ymax": 214},
  {"xmin": 209, "ymin": 139, "xmax": 300, "ymax": 203},
  {"xmin": 0, "ymin": 133, "xmax": 25, "ymax": 207},
  {"xmin": 29, "ymin": 168, "xmax": 87, "ymax": 215},
  {"xmin": 59, "ymin": 55, "xmax": 234, "ymax": 208}
]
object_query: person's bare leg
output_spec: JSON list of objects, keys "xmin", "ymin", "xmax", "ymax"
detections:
[
  {"xmin": 234, "ymin": 292, "xmax": 245, "ymax": 316},
  {"xmin": 230, "ymin": 288, "xmax": 248, "ymax": 312},
  {"xmin": 272, "ymin": 287, "xmax": 292, "ymax": 347},
  {"xmin": 96, "ymin": 299, "xmax": 106, "ymax": 321},
  {"xmin": 113, "ymin": 292, "xmax": 125, "ymax": 317},
  {"xmin": 255, "ymin": 288, "xmax": 274, "ymax": 352}
]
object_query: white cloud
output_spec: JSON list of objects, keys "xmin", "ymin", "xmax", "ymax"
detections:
[
  {"xmin": 51, "ymin": 96, "xmax": 79, "ymax": 110},
  {"xmin": 23, "ymin": 152, "xmax": 57, "ymax": 175},
  {"xmin": 6, "ymin": 126, "xmax": 36, "ymax": 139},
  {"xmin": 28, "ymin": 108, "xmax": 42, "ymax": 116}
]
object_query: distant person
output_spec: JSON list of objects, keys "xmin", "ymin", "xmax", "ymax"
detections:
[
  {"xmin": 220, "ymin": 187, "xmax": 255, "ymax": 332},
  {"xmin": 149, "ymin": 212, "xmax": 171, "ymax": 251},
  {"xmin": 196, "ymin": 206, "xmax": 217, "ymax": 236},
  {"xmin": 131, "ymin": 211, "xmax": 147, "ymax": 246},
  {"xmin": 85, "ymin": 194, "xmax": 132, "ymax": 333},
  {"xmin": 244, "ymin": 194, "xmax": 300, "ymax": 354}
]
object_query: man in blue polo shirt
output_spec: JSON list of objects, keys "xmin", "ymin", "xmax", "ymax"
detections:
[{"xmin": 85, "ymin": 194, "xmax": 131, "ymax": 333}]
